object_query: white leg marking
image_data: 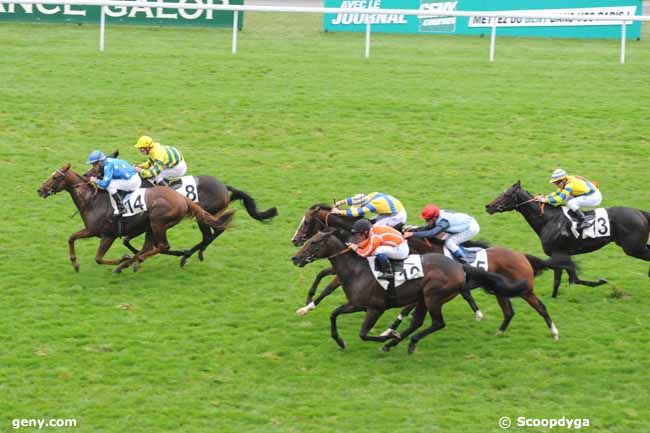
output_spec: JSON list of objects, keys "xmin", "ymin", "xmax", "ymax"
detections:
[
  {"xmin": 296, "ymin": 301, "xmax": 316, "ymax": 316},
  {"xmin": 475, "ymin": 310, "xmax": 484, "ymax": 321},
  {"xmin": 551, "ymin": 323, "xmax": 560, "ymax": 340}
]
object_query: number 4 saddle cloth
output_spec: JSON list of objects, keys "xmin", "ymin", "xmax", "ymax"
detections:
[{"xmin": 109, "ymin": 189, "xmax": 148, "ymax": 217}]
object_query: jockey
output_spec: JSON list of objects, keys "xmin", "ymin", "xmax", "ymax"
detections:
[
  {"xmin": 347, "ymin": 219, "xmax": 409, "ymax": 278},
  {"xmin": 403, "ymin": 204, "xmax": 480, "ymax": 265},
  {"xmin": 534, "ymin": 168, "xmax": 602, "ymax": 230},
  {"xmin": 331, "ymin": 192, "xmax": 407, "ymax": 228},
  {"xmin": 86, "ymin": 150, "xmax": 141, "ymax": 215},
  {"xmin": 134, "ymin": 135, "xmax": 186, "ymax": 186}
]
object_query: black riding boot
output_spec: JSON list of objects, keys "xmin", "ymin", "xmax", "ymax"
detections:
[
  {"xmin": 574, "ymin": 209, "xmax": 591, "ymax": 230},
  {"xmin": 376, "ymin": 254, "xmax": 393, "ymax": 279},
  {"xmin": 156, "ymin": 179, "xmax": 168, "ymax": 187},
  {"xmin": 111, "ymin": 193, "xmax": 126, "ymax": 215}
]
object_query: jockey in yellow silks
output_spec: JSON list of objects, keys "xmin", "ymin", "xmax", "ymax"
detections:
[
  {"xmin": 534, "ymin": 168, "xmax": 602, "ymax": 230},
  {"xmin": 134, "ymin": 135, "xmax": 186, "ymax": 186},
  {"xmin": 331, "ymin": 192, "xmax": 407, "ymax": 227}
]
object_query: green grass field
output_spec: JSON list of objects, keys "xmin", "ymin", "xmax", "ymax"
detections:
[{"xmin": 1, "ymin": 13, "xmax": 649, "ymax": 433}]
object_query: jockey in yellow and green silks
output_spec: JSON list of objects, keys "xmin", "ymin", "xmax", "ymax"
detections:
[{"xmin": 134, "ymin": 135, "xmax": 186, "ymax": 186}]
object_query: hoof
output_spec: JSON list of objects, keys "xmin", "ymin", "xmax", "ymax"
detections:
[
  {"xmin": 379, "ymin": 328, "xmax": 397, "ymax": 338},
  {"xmin": 198, "ymin": 250, "xmax": 205, "ymax": 262},
  {"xmin": 381, "ymin": 345, "xmax": 391, "ymax": 353},
  {"xmin": 597, "ymin": 278, "xmax": 608, "ymax": 285},
  {"xmin": 552, "ymin": 334, "xmax": 560, "ymax": 341},
  {"xmin": 495, "ymin": 330, "xmax": 504, "ymax": 337},
  {"xmin": 113, "ymin": 267, "xmax": 123, "ymax": 274},
  {"xmin": 73, "ymin": 264, "xmax": 80, "ymax": 273},
  {"xmin": 407, "ymin": 342, "xmax": 417, "ymax": 354},
  {"xmin": 475, "ymin": 310, "xmax": 484, "ymax": 321},
  {"xmin": 334, "ymin": 338, "xmax": 346, "ymax": 349},
  {"xmin": 296, "ymin": 306, "xmax": 309, "ymax": 316},
  {"xmin": 180, "ymin": 257, "xmax": 188, "ymax": 268}
]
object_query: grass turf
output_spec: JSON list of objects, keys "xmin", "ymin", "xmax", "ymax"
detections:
[{"xmin": 0, "ymin": 14, "xmax": 649, "ymax": 433}]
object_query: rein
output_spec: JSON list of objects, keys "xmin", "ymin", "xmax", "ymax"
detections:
[
  {"xmin": 513, "ymin": 196, "xmax": 545, "ymax": 216},
  {"xmin": 326, "ymin": 246, "xmax": 351, "ymax": 259}
]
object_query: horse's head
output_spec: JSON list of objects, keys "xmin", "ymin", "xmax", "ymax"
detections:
[
  {"xmin": 291, "ymin": 204, "xmax": 332, "ymax": 246},
  {"xmin": 485, "ymin": 181, "xmax": 523, "ymax": 214},
  {"xmin": 291, "ymin": 228, "xmax": 342, "ymax": 267},
  {"xmin": 37, "ymin": 163, "xmax": 73, "ymax": 198},
  {"xmin": 82, "ymin": 163, "xmax": 101, "ymax": 178}
]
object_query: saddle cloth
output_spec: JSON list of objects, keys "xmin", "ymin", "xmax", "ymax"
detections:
[
  {"xmin": 169, "ymin": 176, "xmax": 199, "ymax": 203},
  {"xmin": 443, "ymin": 247, "xmax": 488, "ymax": 271},
  {"xmin": 561, "ymin": 207, "xmax": 610, "ymax": 239},
  {"xmin": 109, "ymin": 188, "xmax": 148, "ymax": 217},
  {"xmin": 367, "ymin": 255, "xmax": 424, "ymax": 291}
]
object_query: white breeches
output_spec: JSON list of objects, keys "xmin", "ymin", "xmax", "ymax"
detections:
[
  {"xmin": 374, "ymin": 242, "xmax": 409, "ymax": 260},
  {"xmin": 106, "ymin": 176, "xmax": 141, "ymax": 195},
  {"xmin": 374, "ymin": 209, "xmax": 407, "ymax": 227},
  {"xmin": 154, "ymin": 159, "xmax": 187, "ymax": 183},
  {"xmin": 445, "ymin": 219, "xmax": 480, "ymax": 252},
  {"xmin": 567, "ymin": 190, "xmax": 602, "ymax": 211}
]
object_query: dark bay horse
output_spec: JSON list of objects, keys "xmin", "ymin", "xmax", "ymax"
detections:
[
  {"xmin": 291, "ymin": 229, "xmax": 530, "ymax": 353},
  {"xmin": 292, "ymin": 204, "xmax": 563, "ymax": 339},
  {"xmin": 84, "ymin": 157, "xmax": 277, "ymax": 267},
  {"xmin": 486, "ymin": 181, "xmax": 650, "ymax": 296},
  {"xmin": 37, "ymin": 164, "xmax": 234, "ymax": 272}
]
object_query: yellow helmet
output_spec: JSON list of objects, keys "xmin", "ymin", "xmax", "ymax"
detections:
[{"xmin": 135, "ymin": 135, "xmax": 154, "ymax": 149}]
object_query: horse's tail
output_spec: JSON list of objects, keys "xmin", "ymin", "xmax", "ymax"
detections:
[
  {"xmin": 464, "ymin": 265, "xmax": 529, "ymax": 298},
  {"xmin": 185, "ymin": 198, "xmax": 235, "ymax": 230},
  {"xmin": 227, "ymin": 185, "xmax": 278, "ymax": 221},
  {"xmin": 524, "ymin": 254, "xmax": 574, "ymax": 277}
]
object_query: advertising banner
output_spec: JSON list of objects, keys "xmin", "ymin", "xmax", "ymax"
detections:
[
  {"xmin": 0, "ymin": 0, "xmax": 243, "ymax": 28},
  {"xmin": 323, "ymin": 0, "xmax": 642, "ymax": 39}
]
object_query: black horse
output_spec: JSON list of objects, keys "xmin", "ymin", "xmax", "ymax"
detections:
[
  {"xmin": 486, "ymin": 181, "xmax": 650, "ymax": 296},
  {"xmin": 85, "ymin": 151, "xmax": 278, "ymax": 267},
  {"xmin": 291, "ymin": 229, "xmax": 529, "ymax": 353}
]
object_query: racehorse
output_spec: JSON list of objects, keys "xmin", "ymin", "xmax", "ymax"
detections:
[
  {"xmin": 84, "ymin": 153, "xmax": 278, "ymax": 267},
  {"xmin": 291, "ymin": 229, "xmax": 530, "ymax": 353},
  {"xmin": 485, "ymin": 181, "xmax": 650, "ymax": 296},
  {"xmin": 37, "ymin": 163, "xmax": 234, "ymax": 273},
  {"xmin": 292, "ymin": 204, "xmax": 563, "ymax": 339}
]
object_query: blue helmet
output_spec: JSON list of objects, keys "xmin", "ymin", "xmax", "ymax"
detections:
[{"xmin": 86, "ymin": 150, "xmax": 106, "ymax": 164}]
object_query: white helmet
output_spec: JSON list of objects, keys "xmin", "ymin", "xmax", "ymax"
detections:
[{"xmin": 549, "ymin": 168, "xmax": 567, "ymax": 183}]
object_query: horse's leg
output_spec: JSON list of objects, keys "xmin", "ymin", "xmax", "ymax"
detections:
[
  {"xmin": 565, "ymin": 265, "xmax": 608, "ymax": 287},
  {"xmin": 460, "ymin": 287, "xmax": 484, "ymax": 321},
  {"xmin": 380, "ymin": 304, "xmax": 415, "ymax": 337},
  {"xmin": 197, "ymin": 225, "xmax": 226, "ymax": 262},
  {"xmin": 330, "ymin": 302, "xmax": 363, "ymax": 349},
  {"xmin": 132, "ymin": 227, "xmax": 171, "ymax": 272},
  {"xmin": 122, "ymin": 236, "xmax": 139, "ymax": 255},
  {"xmin": 407, "ymin": 296, "xmax": 447, "ymax": 354},
  {"xmin": 494, "ymin": 296, "xmax": 514, "ymax": 336},
  {"xmin": 94, "ymin": 237, "xmax": 132, "ymax": 266},
  {"xmin": 552, "ymin": 268, "xmax": 563, "ymax": 298},
  {"xmin": 522, "ymin": 293, "xmax": 559, "ymax": 340},
  {"xmin": 381, "ymin": 300, "xmax": 427, "ymax": 352},
  {"xmin": 296, "ymin": 268, "xmax": 337, "ymax": 316},
  {"xmin": 358, "ymin": 307, "xmax": 398, "ymax": 343},
  {"xmin": 178, "ymin": 222, "xmax": 214, "ymax": 268},
  {"xmin": 68, "ymin": 228, "xmax": 93, "ymax": 272},
  {"xmin": 114, "ymin": 231, "xmax": 155, "ymax": 274}
]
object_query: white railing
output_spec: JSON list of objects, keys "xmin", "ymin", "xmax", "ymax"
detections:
[{"xmin": 5, "ymin": 0, "xmax": 650, "ymax": 63}]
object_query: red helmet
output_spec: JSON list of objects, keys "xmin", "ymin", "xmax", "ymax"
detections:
[{"xmin": 420, "ymin": 204, "xmax": 440, "ymax": 220}]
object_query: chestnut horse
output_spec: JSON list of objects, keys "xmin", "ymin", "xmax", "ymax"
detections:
[
  {"xmin": 292, "ymin": 204, "xmax": 564, "ymax": 339},
  {"xmin": 84, "ymin": 152, "xmax": 277, "ymax": 267},
  {"xmin": 37, "ymin": 164, "xmax": 234, "ymax": 273},
  {"xmin": 292, "ymin": 229, "xmax": 529, "ymax": 353}
]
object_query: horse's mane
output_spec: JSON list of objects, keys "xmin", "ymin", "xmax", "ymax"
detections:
[{"xmin": 310, "ymin": 203, "xmax": 332, "ymax": 211}]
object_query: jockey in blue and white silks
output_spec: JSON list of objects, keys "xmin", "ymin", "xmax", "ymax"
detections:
[
  {"xmin": 87, "ymin": 150, "xmax": 141, "ymax": 214},
  {"xmin": 404, "ymin": 204, "xmax": 480, "ymax": 264}
]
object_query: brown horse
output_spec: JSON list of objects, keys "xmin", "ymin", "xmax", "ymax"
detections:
[
  {"xmin": 291, "ymin": 229, "xmax": 530, "ymax": 353},
  {"xmin": 292, "ymin": 204, "xmax": 564, "ymax": 339},
  {"xmin": 84, "ymin": 152, "xmax": 277, "ymax": 267},
  {"xmin": 37, "ymin": 163, "xmax": 234, "ymax": 273}
]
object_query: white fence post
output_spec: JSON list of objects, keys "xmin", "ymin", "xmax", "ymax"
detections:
[
  {"xmin": 364, "ymin": 18, "xmax": 371, "ymax": 59},
  {"xmin": 232, "ymin": 10, "xmax": 238, "ymax": 54},
  {"xmin": 620, "ymin": 21, "xmax": 626, "ymax": 64},
  {"xmin": 99, "ymin": 5, "xmax": 105, "ymax": 52},
  {"xmin": 489, "ymin": 24, "xmax": 496, "ymax": 62}
]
